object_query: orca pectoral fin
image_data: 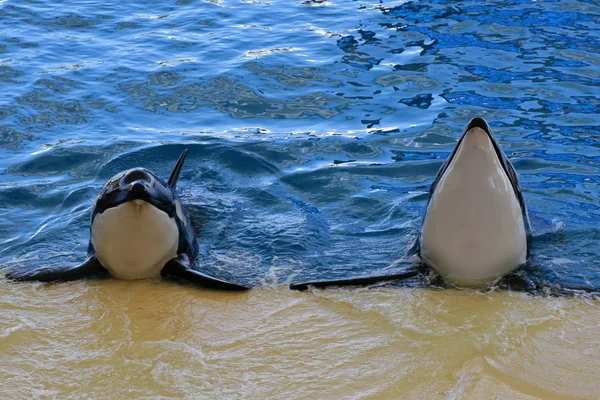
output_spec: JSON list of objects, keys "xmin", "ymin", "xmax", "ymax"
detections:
[
  {"xmin": 498, "ymin": 271, "xmax": 600, "ymax": 298},
  {"xmin": 290, "ymin": 269, "xmax": 421, "ymax": 291},
  {"xmin": 161, "ymin": 256, "xmax": 251, "ymax": 291},
  {"xmin": 6, "ymin": 256, "xmax": 106, "ymax": 282}
]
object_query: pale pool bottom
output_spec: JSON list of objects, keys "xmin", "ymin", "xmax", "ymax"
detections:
[{"xmin": 1, "ymin": 280, "xmax": 598, "ymax": 399}]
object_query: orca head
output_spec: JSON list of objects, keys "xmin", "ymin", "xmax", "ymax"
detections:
[
  {"xmin": 89, "ymin": 168, "xmax": 181, "ymax": 279},
  {"xmin": 420, "ymin": 117, "xmax": 530, "ymax": 286},
  {"xmin": 88, "ymin": 150, "xmax": 195, "ymax": 279}
]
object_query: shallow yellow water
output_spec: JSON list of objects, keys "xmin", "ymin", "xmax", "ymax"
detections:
[{"xmin": 1, "ymin": 279, "xmax": 598, "ymax": 399}]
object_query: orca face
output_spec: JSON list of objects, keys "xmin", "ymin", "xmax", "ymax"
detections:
[
  {"xmin": 90, "ymin": 168, "xmax": 181, "ymax": 279},
  {"xmin": 93, "ymin": 168, "xmax": 177, "ymax": 220},
  {"xmin": 420, "ymin": 118, "xmax": 529, "ymax": 286}
]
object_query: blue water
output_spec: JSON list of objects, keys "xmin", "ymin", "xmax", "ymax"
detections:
[{"xmin": 1, "ymin": 0, "xmax": 599, "ymax": 292}]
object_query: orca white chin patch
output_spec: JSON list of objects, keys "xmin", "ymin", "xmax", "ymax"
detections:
[
  {"xmin": 91, "ymin": 200, "xmax": 179, "ymax": 280},
  {"xmin": 420, "ymin": 127, "xmax": 527, "ymax": 285}
]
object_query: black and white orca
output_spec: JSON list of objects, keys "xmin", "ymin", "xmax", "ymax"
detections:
[
  {"xmin": 7, "ymin": 149, "xmax": 249, "ymax": 290},
  {"xmin": 290, "ymin": 117, "xmax": 531, "ymax": 290}
]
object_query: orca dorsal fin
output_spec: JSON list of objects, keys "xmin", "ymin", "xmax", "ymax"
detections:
[{"xmin": 168, "ymin": 149, "xmax": 188, "ymax": 189}]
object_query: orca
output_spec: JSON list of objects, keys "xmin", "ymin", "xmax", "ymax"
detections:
[
  {"xmin": 6, "ymin": 149, "xmax": 250, "ymax": 290},
  {"xmin": 290, "ymin": 117, "xmax": 531, "ymax": 290}
]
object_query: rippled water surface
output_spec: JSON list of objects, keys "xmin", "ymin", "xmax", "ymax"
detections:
[{"xmin": 1, "ymin": 0, "xmax": 599, "ymax": 398}]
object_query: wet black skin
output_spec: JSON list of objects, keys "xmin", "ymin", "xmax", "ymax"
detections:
[{"xmin": 6, "ymin": 149, "xmax": 249, "ymax": 290}]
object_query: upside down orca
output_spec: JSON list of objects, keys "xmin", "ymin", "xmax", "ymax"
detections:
[
  {"xmin": 290, "ymin": 117, "xmax": 532, "ymax": 290},
  {"xmin": 7, "ymin": 149, "xmax": 249, "ymax": 290}
]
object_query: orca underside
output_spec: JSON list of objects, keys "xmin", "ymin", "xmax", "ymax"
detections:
[{"xmin": 419, "ymin": 117, "xmax": 529, "ymax": 285}]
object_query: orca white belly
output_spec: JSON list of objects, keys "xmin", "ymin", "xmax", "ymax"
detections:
[
  {"xmin": 91, "ymin": 200, "xmax": 179, "ymax": 280},
  {"xmin": 420, "ymin": 127, "xmax": 527, "ymax": 285}
]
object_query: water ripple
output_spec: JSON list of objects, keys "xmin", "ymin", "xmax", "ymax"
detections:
[{"xmin": 0, "ymin": 0, "xmax": 599, "ymax": 290}]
